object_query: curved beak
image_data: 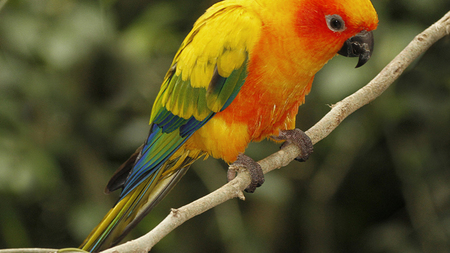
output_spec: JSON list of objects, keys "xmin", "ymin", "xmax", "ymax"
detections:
[{"xmin": 338, "ymin": 30, "xmax": 374, "ymax": 68}]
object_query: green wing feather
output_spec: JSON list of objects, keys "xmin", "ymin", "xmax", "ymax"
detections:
[
  {"xmin": 152, "ymin": 3, "xmax": 262, "ymax": 122},
  {"xmin": 80, "ymin": 3, "xmax": 262, "ymax": 252}
]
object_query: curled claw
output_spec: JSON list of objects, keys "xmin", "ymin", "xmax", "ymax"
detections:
[
  {"xmin": 275, "ymin": 129, "xmax": 314, "ymax": 162},
  {"xmin": 228, "ymin": 154, "xmax": 265, "ymax": 193}
]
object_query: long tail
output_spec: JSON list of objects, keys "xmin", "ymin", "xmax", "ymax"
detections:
[{"xmin": 80, "ymin": 148, "xmax": 204, "ymax": 252}]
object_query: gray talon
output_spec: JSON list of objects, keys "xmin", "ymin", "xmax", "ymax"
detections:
[
  {"xmin": 275, "ymin": 129, "xmax": 313, "ymax": 162},
  {"xmin": 228, "ymin": 154, "xmax": 264, "ymax": 193}
]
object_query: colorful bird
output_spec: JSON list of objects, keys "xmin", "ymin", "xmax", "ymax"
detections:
[{"xmin": 80, "ymin": 0, "xmax": 378, "ymax": 251}]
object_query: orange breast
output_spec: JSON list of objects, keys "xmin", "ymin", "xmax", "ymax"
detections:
[
  {"xmin": 184, "ymin": 54, "xmax": 314, "ymax": 163},
  {"xmin": 184, "ymin": 24, "xmax": 318, "ymax": 163}
]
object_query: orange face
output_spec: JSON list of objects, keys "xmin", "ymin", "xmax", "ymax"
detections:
[{"xmin": 293, "ymin": 0, "xmax": 378, "ymax": 60}]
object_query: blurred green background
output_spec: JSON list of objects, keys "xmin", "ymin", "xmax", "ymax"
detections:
[{"xmin": 1, "ymin": 0, "xmax": 450, "ymax": 252}]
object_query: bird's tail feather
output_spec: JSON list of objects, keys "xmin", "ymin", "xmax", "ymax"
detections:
[{"xmin": 80, "ymin": 148, "xmax": 205, "ymax": 252}]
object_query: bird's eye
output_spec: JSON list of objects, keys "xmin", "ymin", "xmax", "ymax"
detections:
[{"xmin": 326, "ymin": 14, "xmax": 346, "ymax": 32}]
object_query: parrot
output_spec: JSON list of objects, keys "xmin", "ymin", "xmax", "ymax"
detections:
[{"xmin": 80, "ymin": 0, "xmax": 378, "ymax": 251}]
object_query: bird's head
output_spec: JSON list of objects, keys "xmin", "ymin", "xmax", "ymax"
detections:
[
  {"xmin": 294, "ymin": 0, "xmax": 379, "ymax": 67},
  {"xmin": 254, "ymin": 0, "xmax": 378, "ymax": 69}
]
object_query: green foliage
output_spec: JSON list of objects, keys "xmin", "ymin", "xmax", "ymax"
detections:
[{"xmin": 1, "ymin": 0, "xmax": 450, "ymax": 252}]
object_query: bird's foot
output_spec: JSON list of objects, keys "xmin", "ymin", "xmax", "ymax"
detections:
[
  {"xmin": 228, "ymin": 154, "xmax": 265, "ymax": 193},
  {"xmin": 274, "ymin": 129, "xmax": 313, "ymax": 162}
]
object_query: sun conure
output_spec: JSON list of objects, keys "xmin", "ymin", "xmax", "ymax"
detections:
[{"xmin": 80, "ymin": 0, "xmax": 378, "ymax": 251}]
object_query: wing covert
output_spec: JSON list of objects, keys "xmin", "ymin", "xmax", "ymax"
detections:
[
  {"xmin": 151, "ymin": 3, "xmax": 262, "ymax": 123},
  {"xmin": 118, "ymin": 4, "xmax": 262, "ymax": 199}
]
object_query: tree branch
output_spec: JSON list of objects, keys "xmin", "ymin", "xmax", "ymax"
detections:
[
  {"xmin": 1, "ymin": 10, "xmax": 449, "ymax": 253},
  {"xmin": 99, "ymin": 10, "xmax": 450, "ymax": 253}
]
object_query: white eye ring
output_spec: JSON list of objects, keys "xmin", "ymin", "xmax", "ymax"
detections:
[{"xmin": 326, "ymin": 14, "xmax": 346, "ymax": 32}]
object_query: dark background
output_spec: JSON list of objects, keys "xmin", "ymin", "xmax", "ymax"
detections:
[{"xmin": 1, "ymin": 0, "xmax": 450, "ymax": 252}]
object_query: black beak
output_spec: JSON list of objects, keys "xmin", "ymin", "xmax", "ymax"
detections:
[{"xmin": 338, "ymin": 30, "xmax": 374, "ymax": 68}]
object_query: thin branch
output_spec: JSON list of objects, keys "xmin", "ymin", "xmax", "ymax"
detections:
[
  {"xmin": 99, "ymin": 10, "xmax": 450, "ymax": 253},
  {"xmin": 1, "ymin": 9, "xmax": 449, "ymax": 253}
]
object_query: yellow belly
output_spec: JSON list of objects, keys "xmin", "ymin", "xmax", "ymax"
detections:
[{"xmin": 184, "ymin": 116, "xmax": 250, "ymax": 163}]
